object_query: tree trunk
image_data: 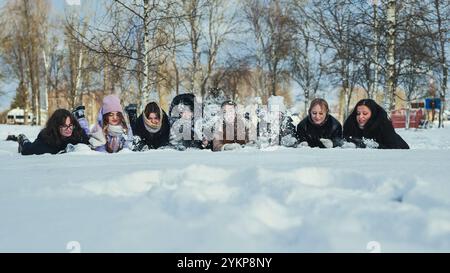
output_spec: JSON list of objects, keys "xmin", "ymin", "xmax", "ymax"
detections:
[
  {"xmin": 385, "ymin": 0, "xmax": 397, "ymax": 112},
  {"xmin": 74, "ymin": 47, "xmax": 83, "ymax": 106},
  {"xmin": 372, "ymin": 1, "xmax": 380, "ymax": 100},
  {"xmin": 22, "ymin": 0, "xmax": 41, "ymax": 125},
  {"xmin": 143, "ymin": 0, "xmax": 151, "ymax": 105},
  {"xmin": 42, "ymin": 49, "xmax": 49, "ymax": 122},
  {"xmin": 435, "ymin": 0, "xmax": 447, "ymax": 128}
]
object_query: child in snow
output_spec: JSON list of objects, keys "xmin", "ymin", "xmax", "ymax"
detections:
[
  {"xmin": 343, "ymin": 99, "xmax": 409, "ymax": 149},
  {"xmin": 7, "ymin": 109, "xmax": 90, "ymax": 155},
  {"xmin": 89, "ymin": 94, "xmax": 133, "ymax": 153},
  {"xmin": 296, "ymin": 98, "xmax": 343, "ymax": 148}
]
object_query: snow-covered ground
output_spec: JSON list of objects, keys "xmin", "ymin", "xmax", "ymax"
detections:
[{"xmin": 0, "ymin": 123, "xmax": 449, "ymax": 252}]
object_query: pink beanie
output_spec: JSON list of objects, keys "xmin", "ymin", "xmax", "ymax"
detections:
[{"xmin": 102, "ymin": 95, "xmax": 123, "ymax": 115}]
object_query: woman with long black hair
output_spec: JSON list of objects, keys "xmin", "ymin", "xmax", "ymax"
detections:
[
  {"xmin": 11, "ymin": 109, "xmax": 90, "ymax": 155},
  {"xmin": 343, "ymin": 99, "xmax": 409, "ymax": 149}
]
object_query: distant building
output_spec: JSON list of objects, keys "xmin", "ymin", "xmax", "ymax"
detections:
[{"xmin": 7, "ymin": 108, "xmax": 34, "ymax": 125}]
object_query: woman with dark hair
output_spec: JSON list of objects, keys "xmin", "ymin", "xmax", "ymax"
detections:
[
  {"xmin": 296, "ymin": 98, "xmax": 343, "ymax": 148},
  {"xmin": 130, "ymin": 101, "xmax": 170, "ymax": 150},
  {"xmin": 343, "ymin": 99, "xmax": 409, "ymax": 149},
  {"xmin": 12, "ymin": 109, "xmax": 90, "ymax": 155}
]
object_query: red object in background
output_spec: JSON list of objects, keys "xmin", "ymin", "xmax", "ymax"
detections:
[{"xmin": 391, "ymin": 108, "xmax": 424, "ymax": 128}]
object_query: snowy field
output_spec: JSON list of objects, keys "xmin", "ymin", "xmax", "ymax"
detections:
[{"xmin": 0, "ymin": 123, "xmax": 449, "ymax": 253}]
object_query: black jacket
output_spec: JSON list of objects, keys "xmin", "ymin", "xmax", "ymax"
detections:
[
  {"xmin": 343, "ymin": 100, "xmax": 409, "ymax": 149},
  {"xmin": 21, "ymin": 130, "xmax": 90, "ymax": 155},
  {"xmin": 132, "ymin": 111, "xmax": 170, "ymax": 149},
  {"xmin": 296, "ymin": 114, "xmax": 343, "ymax": 148}
]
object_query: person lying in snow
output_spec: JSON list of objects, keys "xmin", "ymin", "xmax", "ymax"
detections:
[
  {"xmin": 89, "ymin": 94, "xmax": 133, "ymax": 153},
  {"xmin": 7, "ymin": 109, "xmax": 90, "ymax": 155},
  {"xmin": 296, "ymin": 98, "xmax": 343, "ymax": 148},
  {"xmin": 343, "ymin": 99, "xmax": 409, "ymax": 149},
  {"xmin": 168, "ymin": 93, "xmax": 208, "ymax": 150},
  {"xmin": 212, "ymin": 100, "xmax": 253, "ymax": 152},
  {"xmin": 256, "ymin": 96, "xmax": 297, "ymax": 148},
  {"xmin": 127, "ymin": 101, "xmax": 170, "ymax": 151}
]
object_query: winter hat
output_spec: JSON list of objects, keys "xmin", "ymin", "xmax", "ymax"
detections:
[{"xmin": 102, "ymin": 95, "xmax": 124, "ymax": 115}]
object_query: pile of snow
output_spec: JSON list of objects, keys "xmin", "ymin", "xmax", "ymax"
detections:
[{"xmin": 0, "ymin": 123, "xmax": 449, "ymax": 252}]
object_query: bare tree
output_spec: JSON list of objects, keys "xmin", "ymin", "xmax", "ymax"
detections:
[
  {"xmin": 212, "ymin": 56, "xmax": 253, "ymax": 101},
  {"xmin": 384, "ymin": 0, "xmax": 397, "ymax": 111},
  {"xmin": 428, "ymin": 0, "xmax": 449, "ymax": 127},
  {"xmin": 304, "ymin": 0, "xmax": 361, "ymax": 119},
  {"xmin": 243, "ymin": 0, "xmax": 295, "ymax": 99},
  {"xmin": 179, "ymin": 0, "xmax": 205, "ymax": 95},
  {"xmin": 290, "ymin": 0, "xmax": 327, "ymax": 116},
  {"xmin": 67, "ymin": 0, "xmax": 179, "ymax": 107},
  {"xmin": 199, "ymin": 0, "xmax": 239, "ymax": 98},
  {"xmin": 0, "ymin": 0, "xmax": 50, "ymax": 124}
]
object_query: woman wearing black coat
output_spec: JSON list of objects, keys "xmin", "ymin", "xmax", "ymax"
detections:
[
  {"xmin": 296, "ymin": 98, "xmax": 343, "ymax": 148},
  {"xmin": 130, "ymin": 101, "xmax": 170, "ymax": 150},
  {"xmin": 343, "ymin": 99, "xmax": 409, "ymax": 149},
  {"xmin": 14, "ymin": 109, "xmax": 90, "ymax": 155}
]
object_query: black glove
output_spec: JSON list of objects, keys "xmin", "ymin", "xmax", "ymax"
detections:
[
  {"xmin": 352, "ymin": 138, "xmax": 367, "ymax": 148},
  {"xmin": 130, "ymin": 136, "xmax": 148, "ymax": 152},
  {"xmin": 72, "ymin": 105, "xmax": 86, "ymax": 119}
]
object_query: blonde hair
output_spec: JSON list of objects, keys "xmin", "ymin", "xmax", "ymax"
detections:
[{"xmin": 309, "ymin": 98, "xmax": 329, "ymax": 115}]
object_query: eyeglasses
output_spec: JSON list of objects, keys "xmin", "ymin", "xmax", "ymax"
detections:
[{"xmin": 60, "ymin": 124, "xmax": 74, "ymax": 130}]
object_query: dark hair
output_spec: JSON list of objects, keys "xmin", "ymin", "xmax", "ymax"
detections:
[
  {"xmin": 350, "ymin": 99, "xmax": 388, "ymax": 130},
  {"xmin": 41, "ymin": 109, "xmax": 84, "ymax": 147},
  {"xmin": 144, "ymin": 102, "xmax": 161, "ymax": 119},
  {"xmin": 221, "ymin": 100, "xmax": 236, "ymax": 108},
  {"xmin": 354, "ymin": 99, "xmax": 380, "ymax": 118},
  {"xmin": 102, "ymin": 112, "xmax": 128, "ymax": 134},
  {"xmin": 169, "ymin": 93, "xmax": 196, "ymax": 117}
]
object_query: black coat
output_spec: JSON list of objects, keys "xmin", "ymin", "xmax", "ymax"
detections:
[
  {"xmin": 132, "ymin": 111, "xmax": 170, "ymax": 149},
  {"xmin": 343, "ymin": 100, "xmax": 409, "ymax": 149},
  {"xmin": 21, "ymin": 130, "xmax": 90, "ymax": 155},
  {"xmin": 296, "ymin": 114, "xmax": 343, "ymax": 148}
]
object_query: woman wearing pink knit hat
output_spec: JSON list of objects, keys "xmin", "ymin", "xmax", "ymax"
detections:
[{"xmin": 89, "ymin": 94, "xmax": 133, "ymax": 153}]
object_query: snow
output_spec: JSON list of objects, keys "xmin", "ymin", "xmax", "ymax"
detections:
[{"xmin": 0, "ymin": 123, "xmax": 449, "ymax": 252}]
